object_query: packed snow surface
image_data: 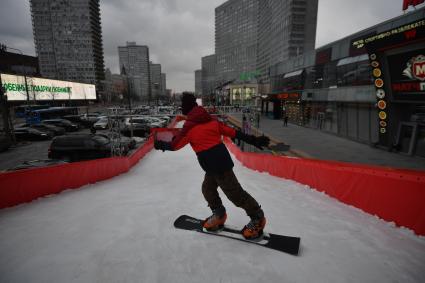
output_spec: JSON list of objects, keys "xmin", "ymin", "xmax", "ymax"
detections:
[{"xmin": 1, "ymin": 146, "xmax": 424, "ymax": 283}]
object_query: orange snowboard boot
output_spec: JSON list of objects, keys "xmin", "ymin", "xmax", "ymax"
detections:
[
  {"xmin": 242, "ymin": 210, "xmax": 266, "ymax": 240},
  {"xmin": 203, "ymin": 207, "xmax": 227, "ymax": 231}
]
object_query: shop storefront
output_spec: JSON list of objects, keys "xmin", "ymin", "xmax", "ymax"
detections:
[
  {"xmin": 361, "ymin": 18, "xmax": 425, "ymax": 156},
  {"xmin": 261, "ymin": 92, "xmax": 303, "ymax": 122},
  {"xmin": 229, "ymin": 84, "xmax": 258, "ymax": 107}
]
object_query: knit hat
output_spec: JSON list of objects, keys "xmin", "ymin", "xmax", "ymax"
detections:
[{"xmin": 181, "ymin": 92, "xmax": 197, "ymax": 115}]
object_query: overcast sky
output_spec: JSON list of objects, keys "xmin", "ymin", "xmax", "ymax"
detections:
[{"xmin": 0, "ymin": 0, "xmax": 422, "ymax": 92}]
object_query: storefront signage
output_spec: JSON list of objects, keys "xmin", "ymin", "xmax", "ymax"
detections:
[
  {"xmin": 363, "ymin": 20, "xmax": 425, "ymax": 143},
  {"xmin": 403, "ymin": 54, "xmax": 425, "ymax": 81},
  {"xmin": 403, "ymin": 0, "xmax": 425, "ymax": 11},
  {"xmin": 388, "ymin": 50, "xmax": 425, "ymax": 101},
  {"xmin": 315, "ymin": 48, "xmax": 332, "ymax": 65},
  {"xmin": 377, "ymin": 100, "xmax": 387, "ymax": 110},
  {"xmin": 376, "ymin": 89, "xmax": 385, "ymax": 99},
  {"xmin": 276, "ymin": 93, "xmax": 300, "ymax": 100},
  {"xmin": 350, "ymin": 32, "xmax": 376, "ymax": 56},
  {"xmin": 239, "ymin": 70, "xmax": 260, "ymax": 82},
  {"xmin": 356, "ymin": 20, "xmax": 425, "ymax": 50},
  {"xmin": 368, "ymin": 52, "xmax": 389, "ymax": 136},
  {"xmin": 373, "ymin": 68, "xmax": 382, "ymax": 77},
  {"xmin": 0, "ymin": 73, "xmax": 96, "ymax": 101},
  {"xmin": 375, "ymin": 78, "xmax": 384, "ymax": 88}
]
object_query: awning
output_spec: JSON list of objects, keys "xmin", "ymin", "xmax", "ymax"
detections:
[
  {"xmin": 283, "ymin": 69, "xmax": 303, "ymax": 79},
  {"xmin": 336, "ymin": 54, "xmax": 369, "ymax": 67}
]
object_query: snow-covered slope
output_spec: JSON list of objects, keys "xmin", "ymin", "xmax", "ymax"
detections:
[{"xmin": 0, "ymin": 146, "xmax": 424, "ymax": 283}]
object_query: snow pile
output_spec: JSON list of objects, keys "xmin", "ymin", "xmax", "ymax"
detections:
[{"xmin": 0, "ymin": 146, "xmax": 424, "ymax": 283}]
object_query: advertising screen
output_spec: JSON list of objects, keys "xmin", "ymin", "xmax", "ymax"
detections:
[
  {"xmin": 1, "ymin": 73, "xmax": 96, "ymax": 101},
  {"xmin": 387, "ymin": 49, "xmax": 425, "ymax": 101}
]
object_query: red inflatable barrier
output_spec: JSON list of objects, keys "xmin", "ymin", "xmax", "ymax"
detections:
[
  {"xmin": 224, "ymin": 138, "xmax": 425, "ymax": 236},
  {"xmin": 0, "ymin": 117, "xmax": 182, "ymax": 210}
]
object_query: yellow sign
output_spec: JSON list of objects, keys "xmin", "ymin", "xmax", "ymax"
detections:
[
  {"xmin": 371, "ymin": 61, "xmax": 379, "ymax": 68},
  {"xmin": 379, "ymin": 111, "xmax": 387, "ymax": 120},
  {"xmin": 373, "ymin": 68, "xmax": 382, "ymax": 77},
  {"xmin": 375, "ymin": 78, "xmax": 384, "ymax": 88}
]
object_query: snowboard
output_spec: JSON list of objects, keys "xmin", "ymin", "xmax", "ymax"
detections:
[{"xmin": 174, "ymin": 215, "xmax": 300, "ymax": 255}]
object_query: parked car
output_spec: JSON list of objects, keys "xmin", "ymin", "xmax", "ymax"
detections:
[
  {"xmin": 62, "ymin": 114, "xmax": 82, "ymax": 123},
  {"xmin": 42, "ymin": 119, "xmax": 79, "ymax": 132},
  {"xmin": 14, "ymin": 127, "xmax": 52, "ymax": 141},
  {"xmin": 93, "ymin": 117, "xmax": 109, "ymax": 130},
  {"xmin": 98, "ymin": 133, "xmax": 136, "ymax": 150},
  {"xmin": 0, "ymin": 134, "xmax": 12, "ymax": 152},
  {"xmin": 143, "ymin": 116, "xmax": 167, "ymax": 127},
  {"xmin": 17, "ymin": 123, "xmax": 66, "ymax": 136},
  {"xmin": 48, "ymin": 133, "xmax": 128, "ymax": 162},
  {"xmin": 126, "ymin": 117, "xmax": 163, "ymax": 128},
  {"xmin": 121, "ymin": 122, "xmax": 151, "ymax": 137},
  {"xmin": 80, "ymin": 113, "xmax": 104, "ymax": 123},
  {"xmin": 7, "ymin": 159, "xmax": 68, "ymax": 171}
]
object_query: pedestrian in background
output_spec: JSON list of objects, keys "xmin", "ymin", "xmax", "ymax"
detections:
[{"xmin": 283, "ymin": 115, "xmax": 288, "ymax": 127}]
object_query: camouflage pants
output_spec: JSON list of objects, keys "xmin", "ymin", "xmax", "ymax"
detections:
[{"xmin": 201, "ymin": 170, "xmax": 261, "ymax": 217}]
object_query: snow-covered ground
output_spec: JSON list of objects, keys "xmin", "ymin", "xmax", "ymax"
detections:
[{"xmin": 1, "ymin": 146, "xmax": 424, "ymax": 283}]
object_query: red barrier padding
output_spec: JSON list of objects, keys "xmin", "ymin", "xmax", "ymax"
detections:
[
  {"xmin": 0, "ymin": 157, "xmax": 130, "ymax": 208},
  {"xmin": 224, "ymin": 138, "xmax": 425, "ymax": 236},
  {"xmin": 0, "ymin": 116, "xmax": 182, "ymax": 210}
]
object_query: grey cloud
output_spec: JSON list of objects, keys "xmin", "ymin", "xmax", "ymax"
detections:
[
  {"xmin": 1, "ymin": 0, "xmax": 416, "ymax": 92},
  {"xmin": 316, "ymin": 0, "xmax": 405, "ymax": 48},
  {"xmin": 0, "ymin": 0, "xmax": 35, "ymax": 55}
]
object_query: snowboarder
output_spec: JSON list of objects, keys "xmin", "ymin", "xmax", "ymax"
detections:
[{"xmin": 154, "ymin": 92, "xmax": 270, "ymax": 239}]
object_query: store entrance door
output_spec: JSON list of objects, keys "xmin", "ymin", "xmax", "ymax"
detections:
[{"xmin": 396, "ymin": 122, "xmax": 425, "ymax": 157}]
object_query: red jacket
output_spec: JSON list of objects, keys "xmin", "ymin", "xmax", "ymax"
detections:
[{"xmin": 171, "ymin": 106, "xmax": 236, "ymax": 173}]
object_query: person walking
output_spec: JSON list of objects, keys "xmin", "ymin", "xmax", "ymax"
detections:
[
  {"xmin": 284, "ymin": 115, "xmax": 288, "ymax": 127},
  {"xmin": 154, "ymin": 92, "xmax": 270, "ymax": 239}
]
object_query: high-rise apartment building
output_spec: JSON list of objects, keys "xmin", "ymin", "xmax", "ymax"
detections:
[
  {"xmin": 201, "ymin": 54, "xmax": 217, "ymax": 98},
  {"xmin": 214, "ymin": 0, "xmax": 318, "ymax": 84},
  {"xmin": 30, "ymin": 0, "xmax": 105, "ymax": 89},
  {"xmin": 195, "ymin": 69, "xmax": 202, "ymax": 96},
  {"xmin": 215, "ymin": 0, "xmax": 259, "ymax": 83},
  {"xmin": 150, "ymin": 62, "xmax": 161, "ymax": 100},
  {"xmin": 118, "ymin": 42, "xmax": 151, "ymax": 101},
  {"xmin": 257, "ymin": 0, "xmax": 318, "ymax": 81},
  {"xmin": 161, "ymin": 73, "xmax": 166, "ymax": 97}
]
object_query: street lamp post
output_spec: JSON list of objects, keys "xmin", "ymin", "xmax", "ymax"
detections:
[{"xmin": 121, "ymin": 66, "xmax": 133, "ymax": 138}]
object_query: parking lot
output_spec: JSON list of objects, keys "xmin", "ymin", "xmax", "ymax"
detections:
[{"xmin": 0, "ymin": 105, "xmax": 176, "ymax": 172}]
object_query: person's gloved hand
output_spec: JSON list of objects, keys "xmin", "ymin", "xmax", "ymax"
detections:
[
  {"xmin": 154, "ymin": 140, "xmax": 172, "ymax": 152},
  {"xmin": 252, "ymin": 135, "xmax": 270, "ymax": 150},
  {"xmin": 235, "ymin": 131, "xmax": 270, "ymax": 150}
]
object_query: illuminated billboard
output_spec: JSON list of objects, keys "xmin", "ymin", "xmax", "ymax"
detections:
[{"xmin": 0, "ymin": 73, "xmax": 96, "ymax": 101}]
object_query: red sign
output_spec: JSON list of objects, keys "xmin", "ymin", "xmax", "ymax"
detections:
[
  {"xmin": 412, "ymin": 56, "xmax": 425, "ymax": 81},
  {"xmin": 392, "ymin": 82, "xmax": 422, "ymax": 92},
  {"xmin": 276, "ymin": 93, "xmax": 300, "ymax": 100},
  {"xmin": 403, "ymin": 0, "xmax": 425, "ymax": 10},
  {"xmin": 315, "ymin": 48, "xmax": 332, "ymax": 65}
]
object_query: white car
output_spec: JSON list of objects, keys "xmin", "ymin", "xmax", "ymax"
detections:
[
  {"xmin": 124, "ymin": 117, "xmax": 163, "ymax": 128},
  {"xmin": 93, "ymin": 117, "xmax": 109, "ymax": 130}
]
